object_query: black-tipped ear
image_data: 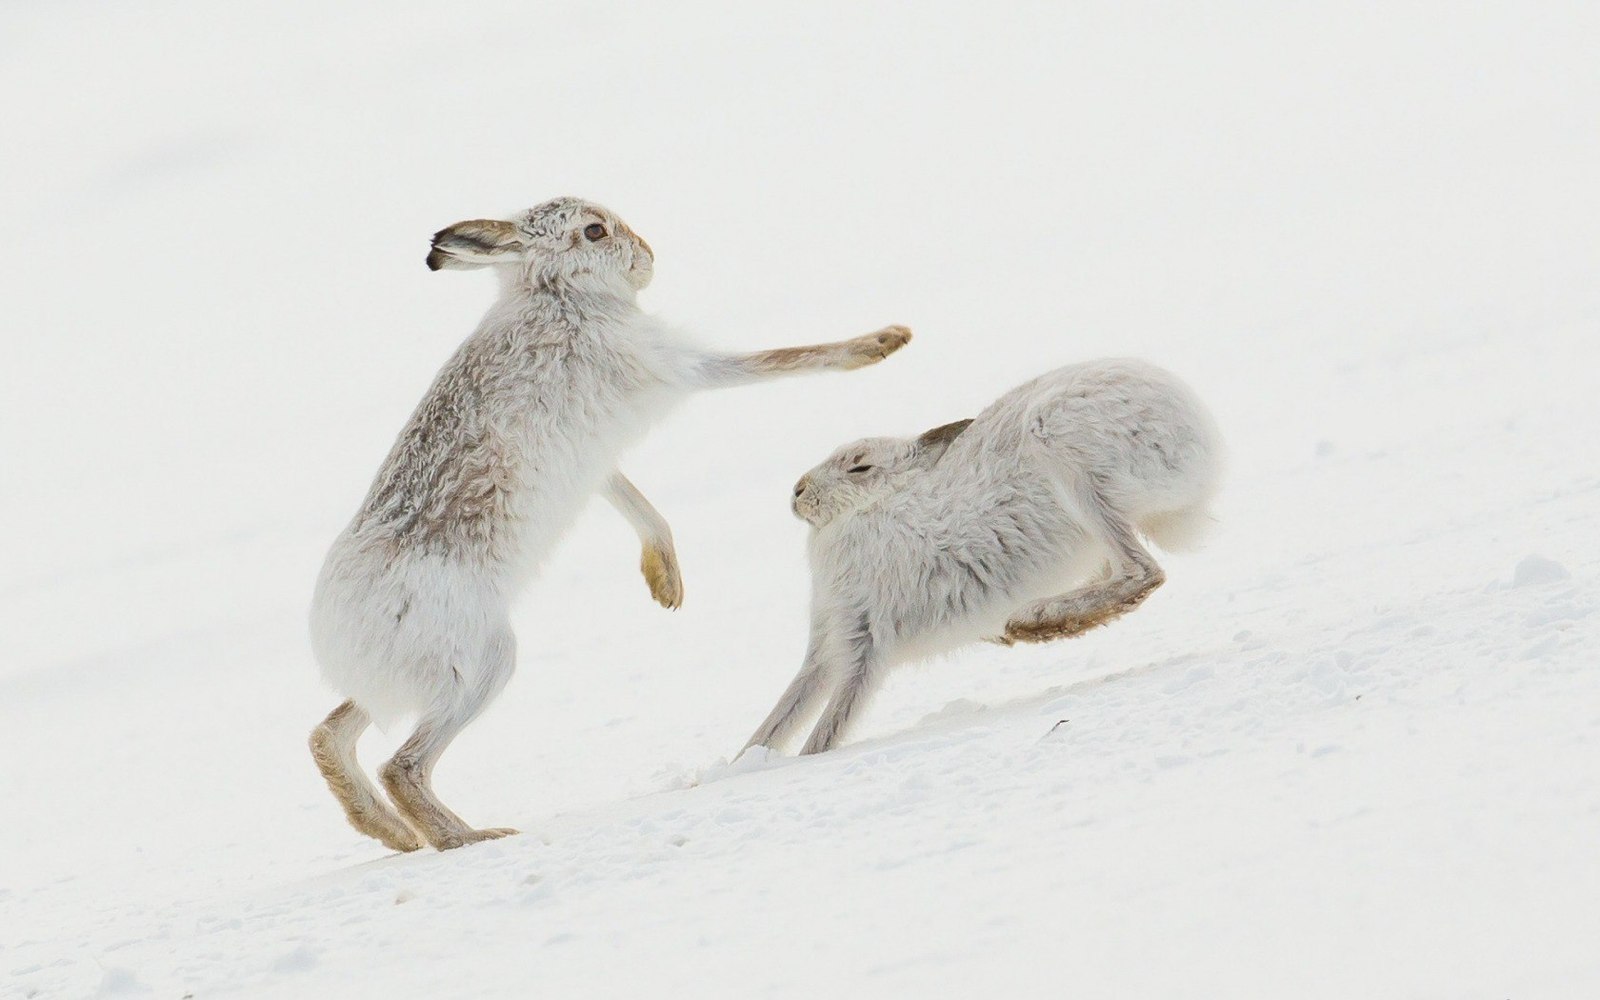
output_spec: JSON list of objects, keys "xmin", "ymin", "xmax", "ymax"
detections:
[
  {"xmin": 426, "ymin": 219, "xmax": 525, "ymax": 271},
  {"xmin": 915, "ymin": 418, "xmax": 974, "ymax": 464}
]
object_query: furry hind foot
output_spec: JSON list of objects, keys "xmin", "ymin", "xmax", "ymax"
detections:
[
  {"xmin": 309, "ymin": 701, "xmax": 427, "ymax": 853},
  {"xmin": 380, "ymin": 718, "xmax": 521, "ymax": 852},
  {"xmin": 445, "ymin": 826, "xmax": 519, "ymax": 850},
  {"xmin": 422, "ymin": 825, "xmax": 519, "ymax": 851},
  {"xmin": 1000, "ymin": 598, "xmax": 1136, "ymax": 644},
  {"xmin": 1001, "ymin": 571, "xmax": 1164, "ymax": 645},
  {"xmin": 361, "ymin": 820, "xmax": 427, "ymax": 853}
]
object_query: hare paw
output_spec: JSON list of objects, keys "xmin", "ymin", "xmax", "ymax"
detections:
[
  {"xmin": 842, "ymin": 325, "xmax": 912, "ymax": 368},
  {"xmin": 1003, "ymin": 599, "xmax": 1121, "ymax": 645},
  {"xmin": 641, "ymin": 543, "xmax": 684, "ymax": 610},
  {"xmin": 442, "ymin": 826, "xmax": 519, "ymax": 850}
]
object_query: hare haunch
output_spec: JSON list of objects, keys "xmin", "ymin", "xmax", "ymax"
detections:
[
  {"xmin": 745, "ymin": 359, "xmax": 1221, "ymax": 756},
  {"xmin": 310, "ymin": 196, "xmax": 911, "ymax": 850}
]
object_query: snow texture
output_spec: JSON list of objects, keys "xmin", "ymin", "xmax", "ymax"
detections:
[{"xmin": 2, "ymin": 2, "xmax": 1597, "ymax": 998}]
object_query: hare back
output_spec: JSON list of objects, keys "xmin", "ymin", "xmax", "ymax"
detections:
[{"xmin": 983, "ymin": 358, "xmax": 1223, "ymax": 527}]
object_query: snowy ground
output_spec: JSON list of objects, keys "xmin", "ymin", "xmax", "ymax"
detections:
[{"xmin": 2, "ymin": 3, "xmax": 1598, "ymax": 997}]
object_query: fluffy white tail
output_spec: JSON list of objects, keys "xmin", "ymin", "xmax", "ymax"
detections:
[{"xmin": 1139, "ymin": 506, "xmax": 1218, "ymax": 553}]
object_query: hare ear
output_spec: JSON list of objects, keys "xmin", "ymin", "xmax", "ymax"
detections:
[
  {"xmin": 426, "ymin": 219, "xmax": 526, "ymax": 271},
  {"xmin": 914, "ymin": 418, "xmax": 974, "ymax": 465}
]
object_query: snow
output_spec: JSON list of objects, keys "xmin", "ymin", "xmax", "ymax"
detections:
[{"xmin": 2, "ymin": 2, "xmax": 1598, "ymax": 997}]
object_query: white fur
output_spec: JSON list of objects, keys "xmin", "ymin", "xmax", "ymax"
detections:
[
  {"xmin": 306, "ymin": 196, "xmax": 911, "ymax": 848},
  {"xmin": 747, "ymin": 358, "xmax": 1224, "ymax": 756},
  {"xmin": 310, "ymin": 301, "xmax": 691, "ymax": 729}
]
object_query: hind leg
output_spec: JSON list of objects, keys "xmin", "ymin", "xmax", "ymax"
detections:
[
  {"xmin": 381, "ymin": 714, "xmax": 517, "ymax": 851},
  {"xmin": 1003, "ymin": 488, "xmax": 1167, "ymax": 645},
  {"xmin": 1003, "ymin": 557, "xmax": 1164, "ymax": 644},
  {"xmin": 381, "ymin": 631, "xmax": 518, "ymax": 850},
  {"xmin": 309, "ymin": 700, "xmax": 425, "ymax": 852}
]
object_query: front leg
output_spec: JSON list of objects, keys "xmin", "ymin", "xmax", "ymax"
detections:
[
  {"xmin": 745, "ymin": 630, "xmax": 835, "ymax": 755},
  {"xmin": 1003, "ymin": 479, "xmax": 1168, "ymax": 645},
  {"xmin": 689, "ymin": 325, "xmax": 911, "ymax": 389},
  {"xmin": 604, "ymin": 472, "xmax": 683, "ymax": 610},
  {"xmin": 800, "ymin": 621, "xmax": 880, "ymax": 755}
]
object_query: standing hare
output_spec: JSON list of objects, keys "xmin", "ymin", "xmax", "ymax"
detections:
[
  {"xmin": 745, "ymin": 359, "xmax": 1221, "ymax": 756},
  {"xmin": 310, "ymin": 196, "xmax": 911, "ymax": 850}
]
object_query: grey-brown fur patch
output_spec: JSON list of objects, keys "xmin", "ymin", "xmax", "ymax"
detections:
[
  {"xmin": 744, "ymin": 344, "xmax": 837, "ymax": 373},
  {"xmin": 354, "ymin": 333, "xmax": 523, "ymax": 554},
  {"xmin": 917, "ymin": 418, "xmax": 974, "ymax": 451}
]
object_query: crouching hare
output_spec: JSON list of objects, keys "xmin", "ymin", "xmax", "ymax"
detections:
[
  {"xmin": 745, "ymin": 359, "xmax": 1222, "ymax": 756},
  {"xmin": 310, "ymin": 196, "xmax": 911, "ymax": 850}
]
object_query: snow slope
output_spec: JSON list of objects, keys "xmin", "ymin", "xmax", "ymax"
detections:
[{"xmin": 2, "ymin": 2, "xmax": 1597, "ymax": 997}]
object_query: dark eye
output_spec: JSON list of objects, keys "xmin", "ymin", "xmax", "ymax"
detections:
[
  {"xmin": 847, "ymin": 465, "xmax": 873, "ymax": 474},
  {"xmin": 583, "ymin": 222, "xmax": 607, "ymax": 242}
]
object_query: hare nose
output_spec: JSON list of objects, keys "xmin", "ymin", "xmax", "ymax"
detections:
[{"xmin": 793, "ymin": 480, "xmax": 807, "ymax": 497}]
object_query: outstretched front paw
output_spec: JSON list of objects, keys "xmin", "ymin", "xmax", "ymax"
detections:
[
  {"xmin": 641, "ymin": 542, "xmax": 684, "ymax": 610},
  {"xmin": 841, "ymin": 325, "xmax": 912, "ymax": 369}
]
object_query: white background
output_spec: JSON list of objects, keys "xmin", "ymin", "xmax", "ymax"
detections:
[{"xmin": 2, "ymin": 2, "xmax": 1596, "ymax": 997}]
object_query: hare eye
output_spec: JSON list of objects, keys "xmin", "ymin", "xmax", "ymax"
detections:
[
  {"xmin": 583, "ymin": 223, "xmax": 607, "ymax": 241},
  {"xmin": 847, "ymin": 465, "xmax": 873, "ymax": 474}
]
